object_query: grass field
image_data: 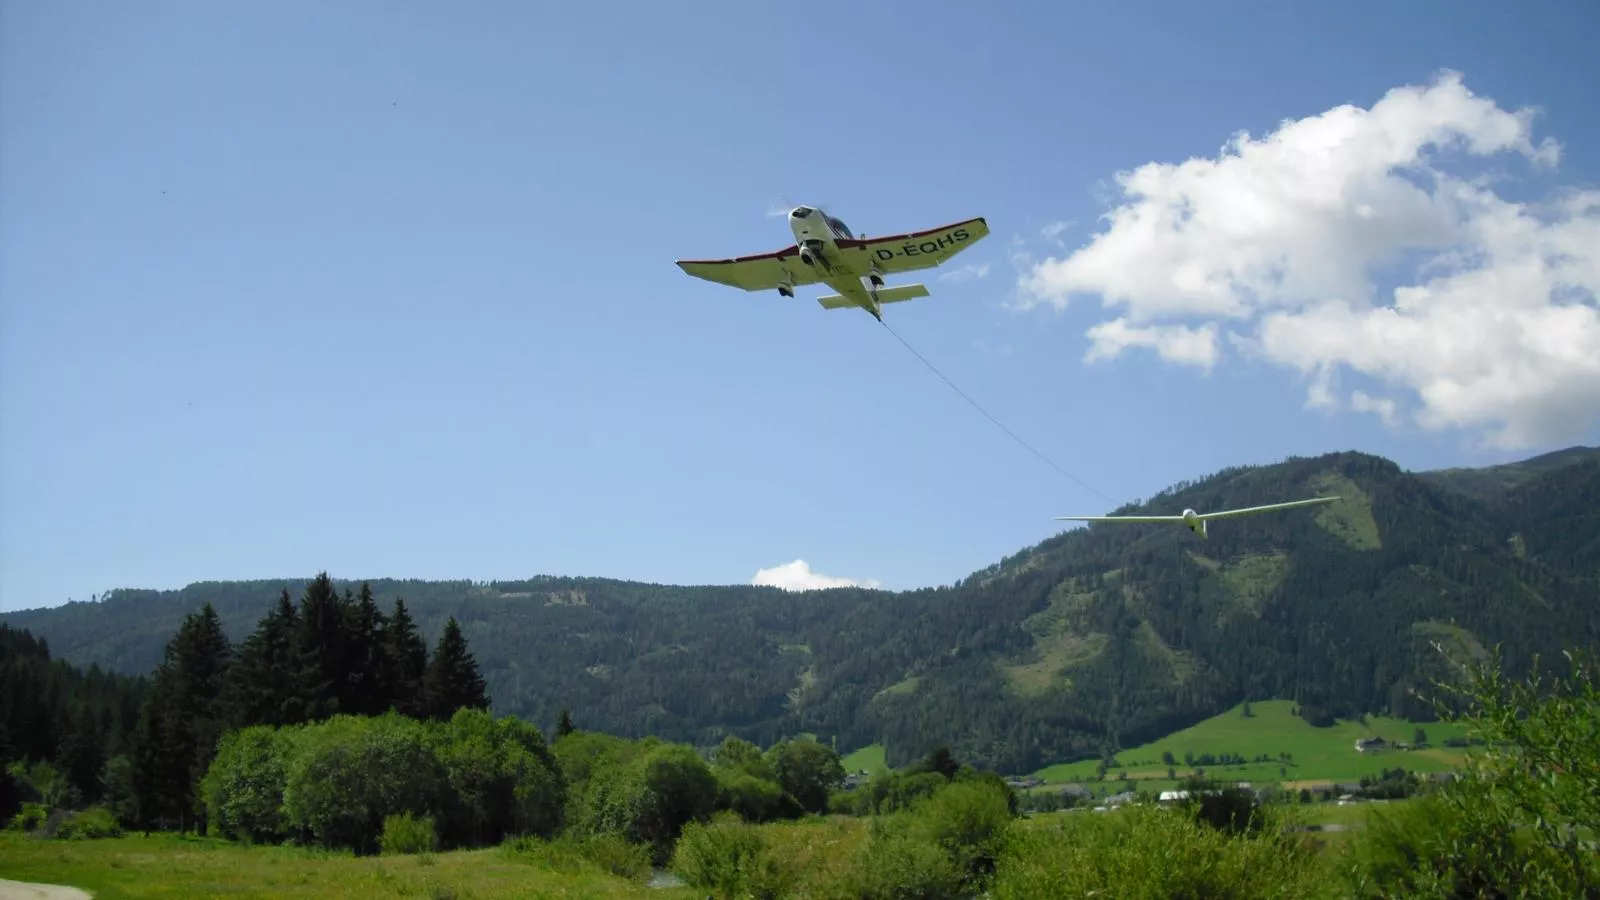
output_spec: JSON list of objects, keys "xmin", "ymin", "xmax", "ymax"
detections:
[
  {"xmin": 1030, "ymin": 700, "xmax": 1472, "ymax": 789},
  {"xmin": 838, "ymin": 699, "xmax": 1475, "ymax": 793},
  {"xmin": 1, "ymin": 800, "xmax": 1402, "ymax": 900},
  {"xmin": 0, "ymin": 832, "xmax": 697, "ymax": 899},
  {"xmin": 840, "ymin": 743, "xmax": 888, "ymax": 775}
]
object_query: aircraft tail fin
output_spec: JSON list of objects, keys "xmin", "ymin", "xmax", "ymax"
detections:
[{"xmin": 815, "ymin": 283, "xmax": 931, "ymax": 311}]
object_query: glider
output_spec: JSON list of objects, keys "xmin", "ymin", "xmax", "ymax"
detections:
[
  {"xmin": 1054, "ymin": 496, "xmax": 1340, "ymax": 539},
  {"xmin": 675, "ymin": 206, "xmax": 990, "ymax": 321}
]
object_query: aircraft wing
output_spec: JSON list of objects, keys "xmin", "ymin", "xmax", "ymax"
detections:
[
  {"xmin": 676, "ymin": 248, "xmax": 825, "ymax": 292},
  {"xmin": 1197, "ymin": 497, "xmax": 1339, "ymax": 520},
  {"xmin": 1054, "ymin": 515, "xmax": 1184, "ymax": 522},
  {"xmin": 839, "ymin": 217, "xmax": 990, "ymax": 275}
]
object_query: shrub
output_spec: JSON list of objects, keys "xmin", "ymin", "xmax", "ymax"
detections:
[
  {"xmin": 380, "ymin": 812, "xmax": 438, "ymax": 855},
  {"xmin": 573, "ymin": 831, "xmax": 653, "ymax": 881},
  {"xmin": 672, "ymin": 815, "xmax": 792, "ymax": 899},
  {"xmin": 1342, "ymin": 646, "xmax": 1600, "ymax": 898},
  {"xmin": 850, "ymin": 826, "xmax": 964, "ymax": 900},
  {"xmin": 905, "ymin": 779, "xmax": 1016, "ymax": 889},
  {"xmin": 991, "ymin": 804, "xmax": 1333, "ymax": 899},
  {"xmin": 716, "ymin": 770, "xmax": 791, "ymax": 823},
  {"xmin": 200, "ymin": 725, "xmax": 295, "ymax": 844},
  {"xmin": 280, "ymin": 713, "xmax": 451, "ymax": 855},
  {"xmin": 56, "ymin": 806, "xmax": 123, "ymax": 840},
  {"xmin": 503, "ymin": 831, "xmax": 652, "ymax": 883},
  {"xmin": 6, "ymin": 802, "xmax": 47, "ymax": 832}
]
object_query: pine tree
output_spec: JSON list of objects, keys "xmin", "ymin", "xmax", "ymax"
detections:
[
  {"xmin": 344, "ymin": 583, "xmax": 390, "ymax": 716},
  {"xmin": 382, "ymin": 597, "xmax": 428, "ymax": 718},
  {"xmin": 556, "ymin": 708, "xmax": 575, "ymax": 737},
  {"xmin": 296, "ymin": 573, "xmax": 348, "ymax": 720},
  {"xmin": 421, "ymin": 617, "xmax": 489, "ymax": 720},
  {"xmin": 223, "ymin": 589, "xmax": 307, "ymax": 728},
  {"xmin": 130, "ymin": 603, "xmax": 232, "ymax": 833}
]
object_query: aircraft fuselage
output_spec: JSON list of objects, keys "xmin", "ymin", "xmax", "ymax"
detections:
[
  {"xmin": 787, "ymin": 206, "xmax": 888, "ymax": 319},
  {"xmin": 1181, "ymin": 508, "xmax": 1207, "ymax": 538}
]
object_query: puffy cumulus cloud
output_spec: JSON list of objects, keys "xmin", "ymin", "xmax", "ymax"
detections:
[
  {"xmin": 751, "ymin": 559, "xmax": 881, "ymax": 592},
  {"xmin": 1084, "ymin": 319, "xmax": 1220, "ymax": 369},
  {"xmin": 1015, "ymin": 70, "xmax": 1599, "ymax": 449}
]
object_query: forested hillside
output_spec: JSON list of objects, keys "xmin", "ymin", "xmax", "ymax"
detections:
[{"xmin": 4, "ymin": 447, "xmax": 1597, "ymax": 774}]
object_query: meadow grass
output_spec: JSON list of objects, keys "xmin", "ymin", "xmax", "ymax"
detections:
[
  {"xmin": 839, "ymin": 743, "xmax": 889, "ymax": 775},
  {"xmin": 0, "ymin": 832, "xmax": 698, "ymax": 900},
  {"xmin": 1030, "ymin": 699, "xmax": 1470, "ymax": 787}
]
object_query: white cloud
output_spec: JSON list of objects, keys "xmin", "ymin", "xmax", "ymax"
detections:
[
  {"xmin": 938, "ymin": 261, "xmax": 991, "ymax": 282},
  {"xmin": 1040, "ymin": 220, "xmax": 1076, "ymax": 246},
  {"xmin": 751, "ymin": 559, "xmax": 881, "ymax": 592},
  {"xmin": 1015, "ymin": 70, "xmax": 1599, "ymax": 449},
  {"xmin": 1350, "ymin": 389, "xmax": 1401, "ymax": 426},
  {"xmin": 1084, "ymin": 319, "xmax": 1220, "ymax": 369}
]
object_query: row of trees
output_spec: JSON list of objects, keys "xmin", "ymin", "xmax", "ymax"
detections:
[
  {"xmin": 2, "ymin": 573, "xmax": 492, "ymax": 832},
  {"xmin": 1, "ymin": 625, "xmax": 146, "ymax": 816}
]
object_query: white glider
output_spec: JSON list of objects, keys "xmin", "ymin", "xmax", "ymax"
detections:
[
  {"xmin": 1054, "ymin": 496, "xmax": 1339, "ymax": 539},
  {"xmin": 675, "ymin": 205, "xmax": 989, "ymax": 321}
]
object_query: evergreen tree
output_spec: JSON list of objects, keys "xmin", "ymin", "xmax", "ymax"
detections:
[
  {"xmin": 557, "ymin": 708, "xmax": 575, "ymax": 737},
  {"xmin": 344, "ymin": 583, "xmax": 391, "ymax": 716},
  {"xmin": 223, "ymin": 590, "xmax": 306, "ymax": 728},
  {"xmin": 296, "ymin": 573, "xmax": 348, "ymax": 720},
  {"xmin": 382, "ymin": 597, "xmax": 428, "ymax": 717},
  {"xmin": 130, "ymin": 604, "xmax": 232, "ymax": 833},
  {"xmin": 422, "ymin": 617, "xmax": 489, "ymax": 720},
  {"xmin": 56, "ymin": 707, "xmax": 104, "ymax": 805}
]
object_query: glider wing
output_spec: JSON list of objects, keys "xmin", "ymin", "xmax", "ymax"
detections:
[
  {"xmin": 1053, "ymin": 514, "xmax": 1185, "ymax": 522},
  {"xmin": 1197, "ymin": 497, "xmax": 1340, "ymax": 520}
]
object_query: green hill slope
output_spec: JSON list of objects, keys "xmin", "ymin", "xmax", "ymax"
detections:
[
  {"xmin": 1031, "ymin": 699, "xmax": 1472, "ymax": 788},
  {"xmin": 4, "ymin": 448, "xmax": 1596, "ymax": 775},
  {"xmin": 1415, "ymin": 445, "xmax": 1599, "ymax": 503}
]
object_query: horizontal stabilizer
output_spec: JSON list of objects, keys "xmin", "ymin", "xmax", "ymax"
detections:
[
  {"xmin": 876, "ymin": 283, "xmax": 930, "ymax": 303},
  {"xmin": 816, "ymin": 283, "xmax": 931, "ymax": 311}
]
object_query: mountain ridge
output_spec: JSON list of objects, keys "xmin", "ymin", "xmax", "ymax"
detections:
[{"xmin": 3, "ymin": 446, "xmax": 1596, "ymax": 774}]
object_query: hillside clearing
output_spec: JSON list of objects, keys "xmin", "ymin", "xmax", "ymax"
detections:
[{"xmin": 1031, "ymin": 699, "xmax": 1472, "ymax": 785}]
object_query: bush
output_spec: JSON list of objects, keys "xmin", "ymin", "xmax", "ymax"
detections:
[
  {"xmin": 849, "ymin": 826, "xmax": 964, "ymax": 900},
  {"xmin": 280, "ymin": 714, "xmax": 452, "ymax": 855},
  {"xmin": 56, "ymin": 806, "xmax": 123, "ymax": 840},
  {"xmin": 502, "ymin": 832, "xmax": 653, "ymax": 883},
  {"xmin": 200, "ymin": 725, "xmax": 295, "ymax": 844},
  {"xmin": 573, "ymin": 831, "xmax": 653, "ymax": 881},
  {"xmin": 6, "ymin": 802, "xmax": 47, "ymax": 832},
  {"xmin": 380, "ymin": 812, "xmax": 438, "ymax": 855},
  {"xmin": 991, "ymin": 804, "xmax": 1332, "ymax": 899},
  {"xmin": 1341, "ymin": 646, "xmax": 1600, "ymax": 898},
  {"xmin": 1181, "ymin": 778, "xmax": 1268, "ymax": 837},
  {"xmin": 905, "ymin": 779, "xmax": 1016, "ymax": 889},
  {"xmin": 582, "ymin": 741, "xmax": 719, "ymax": 864},
  {"xmin": 672, "ymin": 815, "xmax": 792, "ymax": 899}
]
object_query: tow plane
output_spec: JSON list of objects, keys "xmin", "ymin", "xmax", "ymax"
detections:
[
  {"xmin": 1054, "ymin": 496, "xmax": 1340, "ymax": 539},
  {"xmin": 675, "ymin": 206, "xmax": 990, "ymax": 321}
]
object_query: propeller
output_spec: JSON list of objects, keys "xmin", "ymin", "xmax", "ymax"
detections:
[{"xmin": 764, "ymin": 194, "xmax": 837, "ymax": 222}]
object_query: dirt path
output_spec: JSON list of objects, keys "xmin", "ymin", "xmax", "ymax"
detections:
[{"xmin": 0, "ymin": 879, "xmax": 91, "ymax": 900}]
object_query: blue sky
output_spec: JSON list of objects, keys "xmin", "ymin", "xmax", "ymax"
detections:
[{"xmin": 3, "ymin": 0, "xmax": 1598, "ymax": 609}]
